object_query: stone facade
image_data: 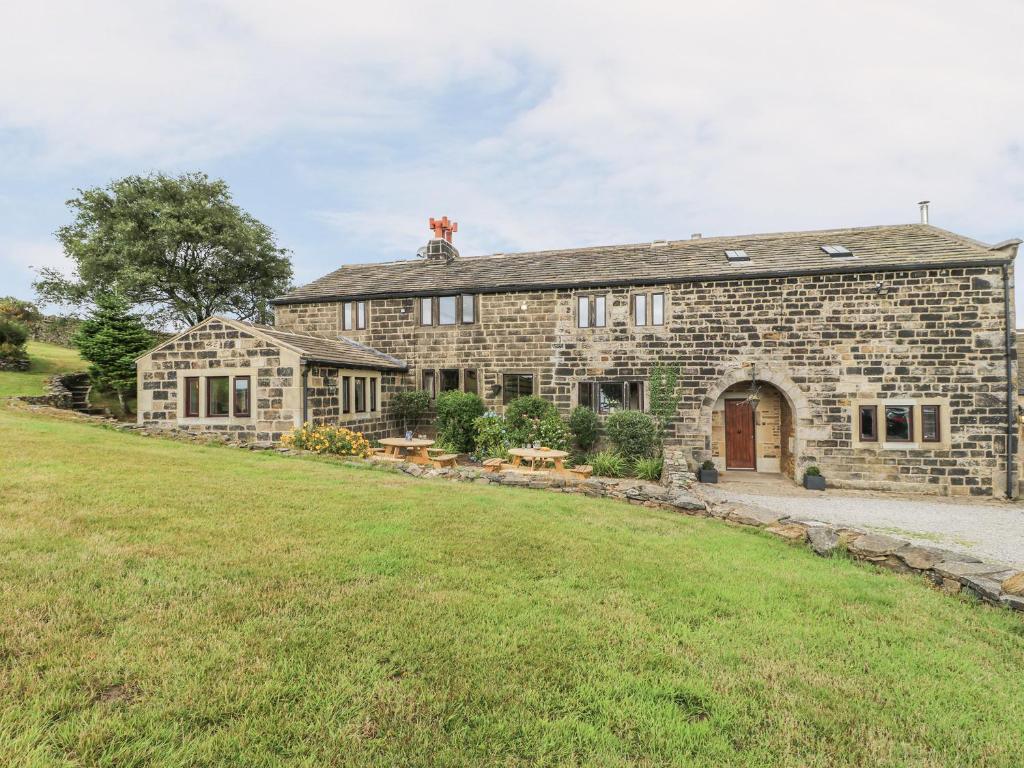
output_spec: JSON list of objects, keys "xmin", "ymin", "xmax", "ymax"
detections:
[
  {"xmin": 275, "ymin": 265, "xmax": 1018, "ymax": 497},
  {"xmin": 136, "ymin": 318, "xmax": 303, "ymax": 443}
]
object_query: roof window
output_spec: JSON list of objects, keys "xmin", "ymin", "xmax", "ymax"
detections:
[
  {"xmin": 821, "ymin": 244, "xmax": 854, "ymax": 257},
  {"xmin": 725, "ymin": 249, "xmax": 750, "ymax": 262}
]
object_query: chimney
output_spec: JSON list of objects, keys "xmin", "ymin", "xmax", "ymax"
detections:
[
  {"xmin": 691, "ymin": 233, "xmax": 702, "ymax": 240},
  {"xmin": 918, "ymin": 200, "xmax": 930, "ymax": 224},
  {"xmin": 419, "ymin": 216, "xmax": 460, "ymax": 263}
]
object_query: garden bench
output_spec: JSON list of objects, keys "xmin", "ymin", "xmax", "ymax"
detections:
[
  {"xmin": 431, "ymin": 453, "xmax": 459, "ymax": 469},
  {"xmin": 570, "ymin": 465, "xmax": 593, "ymax": 479},
  {"xmin": 482, "ymin": 458, "xmax": 504, "ymax": 472}
]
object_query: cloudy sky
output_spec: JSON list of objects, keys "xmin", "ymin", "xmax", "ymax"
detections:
[{"xmin": 2, "ymin": 1, "xmax": 1023, "ymax": 320}]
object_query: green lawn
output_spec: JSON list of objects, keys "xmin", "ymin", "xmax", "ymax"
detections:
[
  {"xmin": 0, "ymin": 341, "xmax": 84, "ymax": 398},
  {"xmin": 1, "ymin": 409, "xmax": 1022, "ymax": 767}
]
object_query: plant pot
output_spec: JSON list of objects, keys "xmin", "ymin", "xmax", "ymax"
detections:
[
  {"xmin": 698, "ymin": 468, "xmax": 719, "ymax": 484},
  {"xmin": 803, "ymin": 474, "xmax": 826, "ymax": 491}
]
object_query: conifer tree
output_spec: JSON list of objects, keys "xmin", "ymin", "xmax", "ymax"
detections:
[{"xmin": 73, "ymin": 294, "xmax": 155, "ymax": 412}]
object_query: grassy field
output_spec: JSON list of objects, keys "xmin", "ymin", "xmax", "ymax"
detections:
[
  {"xmin": 1, "ymin": 408, "xmax": 1023, "ymax": 767},
  {"xmin": 0, "ymin": 341, "xmax": 84, "ymax": 398}
]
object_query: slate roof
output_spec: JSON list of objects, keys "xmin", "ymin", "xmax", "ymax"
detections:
[
  {"xmin": 248, "ymin": 323, "xmax": 408, "ymax": 370},
  {"xmin": 137, "ymin": 316, "xmax": 407, "ymax": 371},
  {"xmin": 274, "ymin": 224, "xmax": 1019, "ymax": 305}
]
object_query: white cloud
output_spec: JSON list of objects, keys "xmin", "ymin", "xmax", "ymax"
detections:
[{"xmin": 1, "ymin": 0, "xmax": 1022, "ymax": 273}]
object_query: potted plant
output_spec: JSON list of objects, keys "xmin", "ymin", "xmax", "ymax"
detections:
[
  {"xmin": 803, "ymin": 465, "xmax": 826, "ymax": 491},
  {"xmin": 698, "ymin": 459, "xmax": 718, "ymax": 483}
]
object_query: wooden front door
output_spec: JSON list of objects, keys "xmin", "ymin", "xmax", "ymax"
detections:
[{"xmin": 725, "ymin": 399, "xmax": 756, "ymax": 470}]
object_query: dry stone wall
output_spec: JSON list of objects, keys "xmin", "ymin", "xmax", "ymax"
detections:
[{"xmin": 275, "ymin": 265, "xmax": 1016, "ymax": 496}]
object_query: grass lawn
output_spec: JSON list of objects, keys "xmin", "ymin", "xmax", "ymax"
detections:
[
  {"xmin": 0, "ymin": 342, "xmax": 136, "ymax": 418},
  {"xmin": 1, "ymin": 408, "xmax": 1022, "ymax": 767},
  {"xmin": 0, "ymin": 341, "xmax": 84, "ymax": 398}
]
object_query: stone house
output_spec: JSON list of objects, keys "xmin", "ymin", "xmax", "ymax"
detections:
[{"xmin": 136, "ymin": 215, "xmax": 1021, "ymax": 497}]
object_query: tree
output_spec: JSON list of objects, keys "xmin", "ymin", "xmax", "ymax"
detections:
[
  {"xmin": 37, "ymin": 172, "xmax": 292, "ymax": 328},
  {"xmin": 0, "ymin": 296, "xmax": 43, "ymax": 325},
  {"xmin": 73, "ymin": 293, "xmax": 155, "ymax": 412}
]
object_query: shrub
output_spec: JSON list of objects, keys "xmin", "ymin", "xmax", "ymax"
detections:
[
  {"xmin": 505, "ymin": 395, "xmax": 557, "ymax": 445},
  {"xmin": 281, "ymin": 423, "xmax": 373, "ymax": 457},
  {"xmin": 391, "ymin": 390, "xmax": 431, "ymax": 433},
  {"xmin": 435, "ymin": 390, "xmax": 485, "ymax": 452},
  {"xmin": 805, "ymin": 465, "xmax": 821, "ymax": 477},
  {"xmin": 0, "ymin": 297, "xmax": 42, "ymax": 325},
  {"xmin": 701, "ymin": 459, "xmax": 716, "ymax": 470},
  {"xmin": 605, "ymin": 410, "xmax": 658, "ymax": 459},
  {"xmin": 473, "ymin": 412, "xmax": 512, "ymax": 459},
  {"xmin": 568, "ymin": 406, "xmax": 599, "ymax": 453},
  {"xmin": 633, "ymin": 456, "xmax": 664, "ymax": 482},
  {"xmin": 0, "ymin": 317, "xmax": 29, "ymax": 349},
  {"xmin": 589, "ymin": 450, "xmax": 627, "ymax": 478},
  {"xmin": 536, "ymin": 413, "xmax": 572, "ymax": 452}
]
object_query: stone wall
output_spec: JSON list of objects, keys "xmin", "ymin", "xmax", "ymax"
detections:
[
  {"xmin": 275, "ymin": 265, "xmax": 1017, "ymax": 496},
  {"xmin": 136, "ymin": 319, "xmax": 302, "ymax": 443},
  {"xmin": 304, "ymin": 364, "xmax": 401, "ymax": 442}
]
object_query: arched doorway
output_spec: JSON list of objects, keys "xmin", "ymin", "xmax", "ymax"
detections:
[
  {"xmin": 711, "ymin": 381, "xmax": 794, "ymax": 476},
  {"xmin": 698, "ymin": 364, "xmax": 812, "ymax": 480}
]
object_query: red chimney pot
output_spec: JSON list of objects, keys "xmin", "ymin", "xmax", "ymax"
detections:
[{"xmin": 429, "ymin": 216, "xmax": 457, "ymax": 242}]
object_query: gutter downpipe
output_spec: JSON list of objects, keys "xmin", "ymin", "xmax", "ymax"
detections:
[
  {"xmin": 1004, "ymin": 264, "xmax": 1015, "ymax": 499},
  {"xmin": 301, "ymin": 364, "xmax": 309, "ymax": 425}
]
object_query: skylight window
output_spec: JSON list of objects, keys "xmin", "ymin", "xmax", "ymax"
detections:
[
  {"xmin": 821, "ymin": 245, "xmax": 854, "ymax": 257},
  {"xmin": 725, "ymin": 249, "xmax": 750, "ymax": 262}
]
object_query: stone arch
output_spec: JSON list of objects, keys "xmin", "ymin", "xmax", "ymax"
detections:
[{"xmin": 698, "ymin": 362, "xmax": 814, "ymax": 477}]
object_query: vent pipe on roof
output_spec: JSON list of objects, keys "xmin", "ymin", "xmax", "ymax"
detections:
[{"xmin": 918, "ymin": 200, "xmax": 930, "ymax": 225}]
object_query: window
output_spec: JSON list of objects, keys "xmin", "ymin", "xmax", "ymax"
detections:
[
  {"xmin": 356, "ymin": 301, "xmax": 366, "ymax": 330},
  {"xmin": 463, "ymin": 369, "xmax": 478, "ymax": 395},
  {"xmin": 355, "ymin": 377, "xmax": 366, "ymax": 412},
  {"xmin": 578, "ymin": 381, "xmax": 645, "ymax": 414},
  {"xmin": 502, "ymin": 373, "xmax": 534, "ymax": 404},
  {"xmin": 422, "ymin": 369, "xmax": 436, "ymax": 399},
  {"xmin": 233, "ymin": 376, "xmax": 251, "ymax": 417},
  {"xmin": 577, "ymin": 294, "xmax": 606, "ymax": 328},
  {"xmin": 419, "ymin": 298, "xmax": 433, "ymax": 326},
  {"xmin": 440, "ymin": 369, "xmax": 460, "ymax": 392},
  {"xmin": 821, "ymin": 244, "xmax": 854, "ymax": 258},
  {"xmin": 370, "ymin": 378, "xmax": 378, "ymax": 412},
  {"xmin": 858, "ymin": 405, "xmax": 878, "ymax": 441},
  {"xmin": 651, "ymin": 293, "xmax": 665, "ymax": 325},
  {"xmin": 438, "ymin": 296, "xmax": 457, "ymax": 325},
  {"xmin": 343, "ymin": 301, "xmax": 353, "ymax": 331},
  {"xmin": 633, "ymin": 294, "xmax": 647, "ymax": 326},
  {"xmin": 461, "ymin": 295, "xmax": 475, "ymax": 324},
  {"xmin": 577, "ymin": 295, "xmax": 590, "ymax": 328},
  {"xmin": 632, "ymin": 292, "xmax": 665, "ymax": 326},
  {"xmin": 884, "ymin": 405, "xmax": 912, "ymax": 442},
  {"xmin": 600, "ymin": 382, "xmax": 625, "ymax": 412},
  {"xmin": 207, "ymin": 376, "xmax": 230, "ymax": 417},
  {"xmin": 921, "ymin": 405, "xmax": 940, "ymax": 442},
  {"xmin": 184, "ymin": 377, "xmax": 199, "ymax": 417},
  {"xmin": 342, "ymin": 376, "xmax": 351, "ymax": 413},
  {"xmin": 725, "ymin": 249, "xmax": 750, "ymax": 262}
]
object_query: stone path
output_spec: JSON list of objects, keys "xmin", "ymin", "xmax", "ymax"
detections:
[{"xmin": 700, "ymin": 475, "xmax": 1024, "ymax": 568}]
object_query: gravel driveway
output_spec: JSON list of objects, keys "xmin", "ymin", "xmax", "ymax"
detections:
[{"xmin": 700, "ymin": 476, "xmax": 1024, "ymax": 568}]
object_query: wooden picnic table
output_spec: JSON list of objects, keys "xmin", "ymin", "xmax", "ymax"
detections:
[
  {"xmin": 508, "ymin": 447, "xmax": 569, "ymax": 472},
  {"xmin": 379, "ymin": 437, "xmax": 435, "ymax": 464}
]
